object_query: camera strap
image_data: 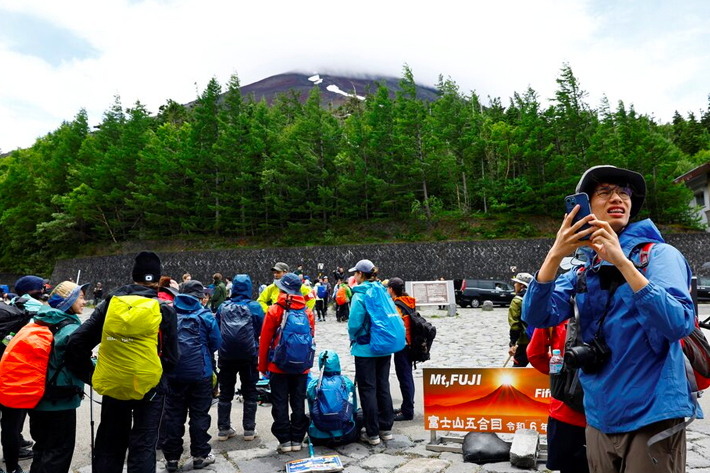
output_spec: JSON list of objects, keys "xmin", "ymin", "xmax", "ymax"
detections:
[{"xmin": 593, "ymin": 278, "xmax": 620, "ymax": 339}]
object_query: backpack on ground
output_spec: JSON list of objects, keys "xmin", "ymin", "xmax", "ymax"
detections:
[
  {"xmin": 335, "ymin": 286, "xmax": 348, "ymax": 306},
  {"xmin": 0, "ymin": 320, "xmax": 74, "ymax": 408},
  {"xmin": 311, "ymin": 372, "xmax": 353, "ymax": 433},
  {"xmin": 219, "ymin": 301, "xmax": 257, "ymax": 361},
  {"xmin": 317, "ymin": 285, "xmax": 328, "ymax": 299},
  {"xmin": 394, "ymin": 300, "xmax": 436, "ymax": 367},
  {"xmin": 0, "ymin": 302, "xmax": 32, "ymax": 356},
  {"xmin": 357, "ymin": 283, "xmax": 406, "ymax": 356},
  {"xmin": 92, "ymin": 295, "xmax": 163, "ymax": 400},
  {"xmin": 171, "ymin": 311, "xmax": 206, "ymax": 382},
  {"xmin": 270, "ymin": 300, "xmax": 315, "ymax": 374}
]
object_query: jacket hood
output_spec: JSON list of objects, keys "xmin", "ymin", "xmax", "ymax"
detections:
[
  {"xmin": 351, "ymin": 280, "xmax": 374, "ymax": 294},
  {"xmin": 276, "ymin": 292, "xmax": 306, "ymax": 309},
  {"xmin": 318, "ymin": 351, "xmax": 342, "ymax": 374},
  {"xmin": 174, "ymin": 293, "xmax": 204, "ymax": 312},
  {"xmin": 394, "ymin": 295, "xmax": 416, "ymax": 309},
  {"xmin": 231, "ymin": 274, "xmax": 253, "ymax": 302},
  {"xmin": 34, "ymin": 305, "xmax": 80, "ymax": 326}
]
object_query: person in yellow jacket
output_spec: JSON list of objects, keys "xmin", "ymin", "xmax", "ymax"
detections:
[{"xmin": 258, "ymin": 262, "xmax": 315, "ymax": 313}]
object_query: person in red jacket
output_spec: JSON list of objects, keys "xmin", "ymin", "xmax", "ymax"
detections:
[
  {"xmin": 527, "ymin": 324, "xmax": 589, "ymax": 473},
  {"xmin": 258, "ymin": 273, "xmax": 316, "ymax": 454}
]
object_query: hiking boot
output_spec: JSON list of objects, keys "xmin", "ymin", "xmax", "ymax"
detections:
[
  {"xmin": 9, "ymin": 468, "xmax": 26, "ymax": 473},
  {"xmin": 165, "ymin": 459, "xmax": 179, "ymax": 472},
  {"xmin": 19, "ymin": 438, "xmax": 33, "ymax": 449},
  {"xmin": 243, "ymin": 429, "xmax": 258, "ymax": 441},
  {"xmin": 18, "ymin": 447, "xmax": 33, "ymax": 459},
  {"xmin": 278, "ymin": 442, "xmax": 293, "ymax": 453},
  {"xmin": 192, "ymin": 453, "xmax": 215, "ymax": 469},
  {"xmin": 379, "ymin": 430, "xmax": 394, "ymax": 440},
  {"xmin": 360, "ymin": 432, "xmax": 381, "ymax": 445},
  {"xmin": 218, "ymin": 427, "xmax": 237, "ymax": 441},
  {"xmin": 394, "ymin": 412, "xmax": 413, "ymax": 421},
  {"xmin": 290, "ymin": 441, "xmax": 302, "ymax": 451}
]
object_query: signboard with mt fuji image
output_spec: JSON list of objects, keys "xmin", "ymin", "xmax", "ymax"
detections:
[{"xmin": 423, "ymin": 368, "xmax": 551, "ymax": 434}]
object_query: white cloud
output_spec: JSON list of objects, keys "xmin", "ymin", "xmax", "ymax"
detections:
[{"xmin": 0, "ymin": 0, "xmax": 709, "ymax": 151}]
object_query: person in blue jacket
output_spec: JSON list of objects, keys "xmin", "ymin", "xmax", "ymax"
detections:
[
  {"xmin": 215, "ymin": 274, "xmax": 265, "ymax": 442},
  {"xmin": 306, "ymin": 351, "xmax": 359, "ymax": 446},
  {"xmin": 162, "ymin": 280, "xmax": 221, "ymax": 472},
  {"xmin": 522, "ymin": 165, "xmax": 695, "ymax": 473}
]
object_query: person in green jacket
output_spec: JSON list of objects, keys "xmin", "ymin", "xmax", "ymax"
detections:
[
  {"xmin": 31, "ymin": 281, "xmax": 87, "ymax": 473},
  {"xmin": 257, "ymin": 262, "xmax": 315, "ymax": 313},
  {"xmin": 210, "ymin": 273, "xmax": 227, "ymax": 313},
  {"xmin": 507, "ymin": 272, "xmax": 533, "ymax": 368}
]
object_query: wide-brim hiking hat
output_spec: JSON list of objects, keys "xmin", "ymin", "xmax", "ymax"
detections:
[
  {"xmin": 576, "ymin": 165, "xmax": 646, "ymax": 219},
  {"xmin": 180, "ymin": 280, "xmax": 205, "ymax": 299},
  {"xmin": 511, "ymin": 272, "xmax": 534, "ymax": 287},
  {"xmin": 349, "ymin": 259, "xmax": 375, "ymax": 273},
  {"xmin": 48, "ymin": 281, "xmax": 89, "ymax": 312},
  {"xmin": 271, "ymin": 262, "xmax": 289, "ymax": 272},
  {"xmin": 275, "ymin": 273, "xmax": 302, "ymax": 295}
]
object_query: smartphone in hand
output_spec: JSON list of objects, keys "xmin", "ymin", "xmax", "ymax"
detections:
[{"xmin": 564, "ymin": 193, "xmax": 593, "ymax": 241}]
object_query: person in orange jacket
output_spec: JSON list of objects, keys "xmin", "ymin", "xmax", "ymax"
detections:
[
  {"xmin": 258, "ymin": 273, "xmax": 316, "ymax": 454},
  {"xmin": 387, "ymin": 277, "xmax": 415, "ymax": 422},
  {"xmin": 527, "ymin": 324, "xmax": 588, "ymax": 473}
]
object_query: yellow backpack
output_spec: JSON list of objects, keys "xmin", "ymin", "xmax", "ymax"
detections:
[{"xmin": 92, "ymin": 295, "xmax": 163, "ymax": 400}]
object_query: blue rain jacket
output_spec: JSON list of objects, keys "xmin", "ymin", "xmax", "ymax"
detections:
[
  {"xmin": 173, "ymin": 294, "xmax": 221, "ymax": 379},
  {"xmin": 522, "ymin": 219, "xmax": 696, "ymax": 434}
]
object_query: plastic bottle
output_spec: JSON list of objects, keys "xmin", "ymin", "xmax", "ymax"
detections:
[
  {"xmin": 2, "ymin": 332, "xmax": 15, "ymax": 346},
  {"xmin": 550, "ymin": 349, "xmax": 563, "ymax": 374}
]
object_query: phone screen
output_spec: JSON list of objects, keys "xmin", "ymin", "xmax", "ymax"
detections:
[{"xmin": 564, "ymin": 193, "xmax": 592, "ymax": 241}]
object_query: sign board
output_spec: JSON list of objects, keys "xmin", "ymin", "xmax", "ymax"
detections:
[
  {"xmin": 423, "ymin": 367, "xmax": 551, "ymax": 434},
  {"xmin": 406, "ymin": 280, "xmax": 454, "ymax": 305}
]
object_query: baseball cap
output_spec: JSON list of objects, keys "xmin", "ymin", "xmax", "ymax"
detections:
[
  {"xmin": 348, "ymin": 259, "xmax": 375, "ymax": 273},
  {"xmin": 271, "ymin": 262, "xmax": 289, "ymax": 272},
  {"xmin": 387, "ymin": 277, "xmax": 405, "ymax": 292}
]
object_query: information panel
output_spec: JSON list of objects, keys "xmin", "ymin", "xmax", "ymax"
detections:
[
  {"xmin": 409, "ymin": 281, "xmax": 451, "ymax": 305},
  {"xmin": 423, "ymin": 367, "xmax": 551, "ymax": 434}
]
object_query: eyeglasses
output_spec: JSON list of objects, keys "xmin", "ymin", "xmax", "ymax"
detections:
[{"xmin": 594, "ymin": 185, "xmax": 632, "ymax": 201}]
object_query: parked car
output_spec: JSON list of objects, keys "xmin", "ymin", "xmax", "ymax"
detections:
[
  {"xmin": 698, "ymin": 276, "xmax": 710, "ymax": 302},
  {"xmin": 456, "ymin": 278, "xmax": 515, "ymax": 308}
]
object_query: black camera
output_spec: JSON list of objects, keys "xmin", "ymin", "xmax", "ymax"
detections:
[{"xmin": 564, "ymin": 336, "xmax": 611, "ymax": 374}]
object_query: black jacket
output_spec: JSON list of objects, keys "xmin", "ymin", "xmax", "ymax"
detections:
[{"xmin": 65, "ymin": 284, "xmax": 179, "ymax": 391}]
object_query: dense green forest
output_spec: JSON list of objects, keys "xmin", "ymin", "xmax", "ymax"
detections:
[{"xmin": 2, "ymin": 64, "xmax": 710, "ymax": 274}]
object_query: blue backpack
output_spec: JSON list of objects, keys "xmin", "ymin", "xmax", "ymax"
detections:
[
  {"xmin": 311, "ymin": 373, "xmax": 353, "ymax": 433},
  {"xmin": 219, "ymin": 301, "xmax": 256, "ymax": 361},
  {"xmin": 361, "ymin": 282, "xmax": 406, "ymax": 355},
  {"xmin": 172, "ymin": 311, "xmax": 206, "ymax": 381},
  {"xmin": 271, "ymin": 304, "xmax": 315, "ymax": 374},
  {"xmin": 317, "ymin": 285, "xmax": 328, "ymax": 299}
]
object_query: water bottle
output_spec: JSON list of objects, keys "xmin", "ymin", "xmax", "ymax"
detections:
[
  {"xmin": 2, "ymin": 332, "xmax": 15, "ymax": 346},
  {"xmin": 550, "ymin": 349, "xmax": 563, "ymax": 374}
]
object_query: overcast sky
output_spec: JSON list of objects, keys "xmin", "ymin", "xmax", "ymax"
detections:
[{"xmin": 1, "ymin": 0, "xmax": 709, "ymax": 152}]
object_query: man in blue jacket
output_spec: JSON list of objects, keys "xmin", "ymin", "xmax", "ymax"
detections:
[
  {"xmin": 522, "ymin": 165, "xmax": 695, "ymax": 473},
  {"xmin": 162, "ymin": 280, "xmax": 221, "ymax": 472},
  {"xmin": 215, "ymin": 274, "xmax": 264, "ymax": 442}
]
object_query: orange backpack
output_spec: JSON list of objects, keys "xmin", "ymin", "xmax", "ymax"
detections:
[
  {"xmin": 0, "ymin": 320, "xmax": 71, "ymax": 409},
  {"xmin": 336, "ymin": 286, "xmax": 348, "ymax": 306}
]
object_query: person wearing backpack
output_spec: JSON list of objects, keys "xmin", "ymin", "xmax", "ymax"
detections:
[
  {"xmin": 258, "ymin": 273, "xmax": 315, "ymax": 454},
  {"xmin": 334, "ymin": 280, "xmax": 352, "ymax": 322},
  {"xmin": 215, "ymin": 274, "xmax": 264, "ymax": 442},
  {"xmin": 522, "ymin": 165, "xmax": 695, "ymax": 473},
  {"xmin": 258, "ymin": 263, "xmax": 316, "ymax": 314},
  {"xmin": 527, "ymin": 323, "xmax": 589, "ymax": 473},
  {"xmin": 22, "ymin": 281, "xmax": 87, "ymax": 473},
  {"xmin": 162, "ymin": 281, "xmax": 221, "ymax": 471},
  {"xmin": 313, "ymin": 278, "xmax": 330, "ymax": 322},
  {"xmin": 65, "ymin": 251, "xmax": 179, "ymax": 473},
  {"xmin": 306, "ymin": 351, "xmax": 359, "ymax": 446},
  {"xmin": 209, "ymin": 273, "xmax": 227, "ymax": 313},
  {"xmin": 386, "ymin": 277, "xmax": 416, "ymax": 422},
  {"xmin": 507, "ymin": 272, "xmax": 533, "ymax": 368},
  {"xmin": 347, "ymin": 260, "xmax": 405, "ymax": 445}
]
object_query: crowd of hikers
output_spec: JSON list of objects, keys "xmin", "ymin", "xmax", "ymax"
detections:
[
  {"xmin": 0, "ymin": 255, "xmax": 435, "ymax": 473},
  {"xmin": 0, "ymin": 164, "xmax": 704, "ymax": 473}
]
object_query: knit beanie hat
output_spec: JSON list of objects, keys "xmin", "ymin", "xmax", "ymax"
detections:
[
  {"xmin": 132, "ymin": 251, "xmax": 162, "ymax": 284},
  {"xmin": 48, "ymin": 281, "xmax": 88, "ymax": 312}
]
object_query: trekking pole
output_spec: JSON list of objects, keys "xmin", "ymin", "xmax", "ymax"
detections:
[
  {"xmin": 503, "ymin": 354, "xmax": 512, "ymax": 367},
  {"xmin": 90, "ymin": 386, "xmax": 95, "ymax": 473}
]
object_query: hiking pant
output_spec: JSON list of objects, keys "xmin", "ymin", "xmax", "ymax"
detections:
[
  {"xmin": 0, "ymin": 403, "xmax": 22, "ymax": 472},
  {"xmin": 546, "ymin": 416, "xmax": 589, "ymax": 473},
  {"xmin": 162, "ymin": 377, "xmax": 213, "ymax": 460},
  {"xmin": 218, "ymin": 360, "xmax": 258, "ymax": 432},
  {"xmin": 355, "ymin": 355, "xmax": 394, "ymax": 437},
  {"xmin": 269, "ymin": 373, "xmax": 309, "ymax": 444},
  {"xmin": 94, "ymin": 392, "xmax": 164, "ymax": 473},
  {"xmin": 28, "ymin": 409, "xmax": 76, "ymax": 473},
  {"xmin": 336, "ymin": 303, "xmax": 349, "ymax": 322},
  {"xmin": 586, "ymin": 418, "xmax": 685, "ymax": 473},
  {"xmin": 315, "ymin": 300, "xmax": 326, "ymax": 320},
  {"xmin": 394, "ymin": 348, "xmax": 415, "ymax": 418}
]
